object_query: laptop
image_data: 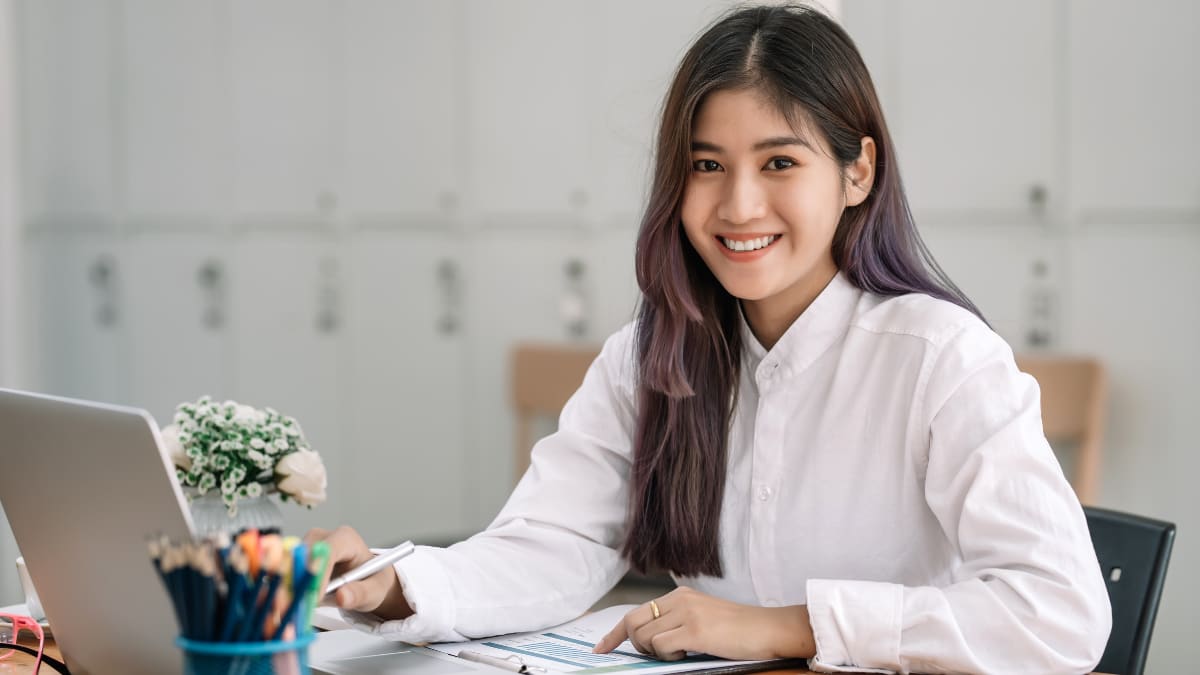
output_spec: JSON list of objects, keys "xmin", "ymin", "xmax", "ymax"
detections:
[{"xmin": 0, "ymin": 389, "xmax": 496, "ymax": 675}]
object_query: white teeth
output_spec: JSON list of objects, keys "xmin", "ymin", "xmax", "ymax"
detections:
[{"xmin": 721, "ymin": 235, "xmax": 779, "ymax": 252}]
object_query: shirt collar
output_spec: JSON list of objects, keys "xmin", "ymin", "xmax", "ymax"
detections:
[{"xmin": 738, "ymin": 271, "xmax": 862, "ymax": 380}]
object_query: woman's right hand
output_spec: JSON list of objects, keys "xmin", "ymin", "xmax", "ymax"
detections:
[{"xmin": 303, "ymin": 525, "xmax": 415, "ymax": 620}]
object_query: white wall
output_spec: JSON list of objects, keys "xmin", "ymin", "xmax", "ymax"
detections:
[
  {"xmin": 0, "ymin": 0, "xmax": 24, "ymax": 605},
  {"xmin": 0, "ymin": 0, "xmax": 19, "ymax": 387}
]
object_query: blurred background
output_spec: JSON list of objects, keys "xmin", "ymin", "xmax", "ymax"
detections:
[{"xmin": 0, "ymin": 0, "xmax": 1196, "ymax": 670}]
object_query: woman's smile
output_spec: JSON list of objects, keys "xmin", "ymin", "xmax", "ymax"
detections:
[{"xmin": 715, "ymin": 233, "xmax": 783, "ymax": 260}]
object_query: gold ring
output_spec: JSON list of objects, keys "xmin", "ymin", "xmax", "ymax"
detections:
[{"xmin": 649, "ymin": 599, "xmax": 661, "ymax": 620}]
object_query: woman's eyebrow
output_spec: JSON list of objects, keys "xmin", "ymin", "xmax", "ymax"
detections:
[{"xmin": 691, "ymin": 136, "xmax": 815, "ymax": 153}]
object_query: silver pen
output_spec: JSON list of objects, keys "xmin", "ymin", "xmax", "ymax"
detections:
[
  {"xmin": 458, "ymin": 650, "xmax": 546, "ymax": 674},
  {"xmin": 324, "ymin": 540, "xmax": 416, "ymax": 595}
]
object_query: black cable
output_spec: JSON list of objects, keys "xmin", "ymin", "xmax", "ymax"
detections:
[{"xmin": 0, "ymin": 642, "xmax": 71, "ymax": 674}]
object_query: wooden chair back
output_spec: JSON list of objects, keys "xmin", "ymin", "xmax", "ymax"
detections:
[
  {"xmin": 510, "ymin": 343, "xmax": 602, "ymax": 481},
  {"xmin": 1015, "ymin": 355, "xmax": 1107, "ymax": 504}
]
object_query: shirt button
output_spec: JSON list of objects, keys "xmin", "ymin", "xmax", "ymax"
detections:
[{"xmin": 757, "ymin": 485, "xmax": 773, "ymax": 501}]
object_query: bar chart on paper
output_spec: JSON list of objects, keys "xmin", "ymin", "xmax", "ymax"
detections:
[{"xmin": 484, "ymin": 630, "xmax": 659, "ymax": 670}]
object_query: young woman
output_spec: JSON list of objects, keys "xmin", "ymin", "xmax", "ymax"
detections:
[{"xmin": 309, "ymin": 5, "xmax": 1111, "ymax": 672}]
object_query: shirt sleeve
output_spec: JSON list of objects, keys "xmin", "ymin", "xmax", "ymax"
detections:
[
  {"xmin": 806, "ymin": 322, "xmax": 1112, "ymax": 674},
  {"xmin": 343, "ymin": 325, "xmax": 639, "ymax": 644}
]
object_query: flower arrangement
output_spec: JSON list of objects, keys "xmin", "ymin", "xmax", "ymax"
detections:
[{"xmin": 160, "ymin": 396, "xmax": 328, "ymax": 515}]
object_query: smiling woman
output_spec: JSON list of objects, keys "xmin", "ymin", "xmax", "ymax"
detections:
[{"xmin": 305, "ymin": 5, "xmax": 1112, "ymax": 674}]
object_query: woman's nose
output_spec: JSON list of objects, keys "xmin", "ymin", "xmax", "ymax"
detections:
[{"xmin": 715, "ymin": 173, "xmax": 768, "ymax": 225}]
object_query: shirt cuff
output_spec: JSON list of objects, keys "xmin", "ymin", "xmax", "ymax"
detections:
[
  {"xmin": 806, "ymin": 578, "xmax": 903, "ymax": 673},
  {"xmin": 339, "ymin": 545, "xmax": 464, "ymax": 644}
]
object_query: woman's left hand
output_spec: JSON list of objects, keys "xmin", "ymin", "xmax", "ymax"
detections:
[{"xmin": 592, "ymin": 586, "xmax": 816, "ymax": 661}]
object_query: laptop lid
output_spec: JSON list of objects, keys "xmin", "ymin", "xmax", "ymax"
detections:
[{"xmin": 0, "ymin": 388, "xmax": 195, "ymax": 675}]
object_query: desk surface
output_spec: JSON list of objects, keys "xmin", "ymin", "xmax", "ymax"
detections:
[
  {"xmin": 6, "ymin": 636, "xmax": 830, "ymax": 674},
  {"xmin": 6, "ymin": 635, "xmax": 1117, "ymax": 675},
  {"xmin": 6, "ymin": 634, "xmax": 60, "ymax": 675}
]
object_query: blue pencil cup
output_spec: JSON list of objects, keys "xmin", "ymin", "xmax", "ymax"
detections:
[{"xmin": 177, "ymin": 632, "xmax": 316, "ymax": 675}]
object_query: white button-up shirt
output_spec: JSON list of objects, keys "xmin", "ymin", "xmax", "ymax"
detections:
[{"xmin": 348, "ymin": 272, "xmax": 1111, "ymax": 674}]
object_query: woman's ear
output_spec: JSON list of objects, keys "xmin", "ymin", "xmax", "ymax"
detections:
[{"xmin": 845, "ymin": 136, "xmax": 876, "ymax": 207}]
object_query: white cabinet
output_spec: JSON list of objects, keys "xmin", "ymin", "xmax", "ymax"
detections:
[
  {"xmin": 1063, "ymin": 228, "xmax": 1200, "ymax": 514},
  {"xmin": 230, "ymin": 0, "xmax": 339, "ymax": 221},
  {"xmin": 17, "ymin": 0, "xmax": 117, "ymax": 225},
  {"xmin": 586, "ymin": 1, "xmax": 728, "ymax": 223},
  {"xmin": 463, "ymin": 228, "xmax": 600, "ymax": 522},
  {"xmin": 23, "ymin": 232, "xmax": 124, "ymax": 403},
  {"xmin": 586, "ymin": 227, "xmax": 640, "ymax": 337},
  {"xmin": 1067, "ymin": 0, "xmax": 1200, "ymax": 222},
  {"xmin": 840, "ymin": 1, "xmax": 895, "ymax": 115},
  {"xmin": 122, "ymin": 233, "xmax": 232, "ymax": 424},
  {"xmin": 921, "ymin": 225, "xmax": 1067, "ymax": 350},
  {"xmin": 229, "ymin": 232, "xmax": 348, "ymax": 534},
  {"xmin": 462, "ymin": 0, "xmax": 592, "ymax": 219},
  {"xmin": 121, "ymin": 1, "xmax": 227, "ymax": 224},
  {"xmin": 886, "ymin": 0, "xmax": 1059, "ymax": 221},
  {"xmin": 342, "ymin": 1, "xmax": 463, "ymax": 218},
  {"xmin": 344, "ymin": 230, "xmax": 470, "ymax": 542}
]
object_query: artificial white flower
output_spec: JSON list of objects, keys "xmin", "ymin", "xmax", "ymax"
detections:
[
  {"xmin": 160, "ymin": 424, "xmax": 191, "ymax": 471},
  {"xmin": 275, "ymin": 450, "xmax": 327, "ymax": 507},
  {"xmin": 233, "ymin": 403, "xmax": 267, "ymax": 426},
  {"xmin": 168, "ymin": 396, "xmax": 327, "ymax": 514},
  {"xmin": 198, "ymin": 473, "xmax": 217, "ymax": 493}
]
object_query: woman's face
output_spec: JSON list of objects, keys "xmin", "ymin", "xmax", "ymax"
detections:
[{"xmin": 681, "ymin": 88, "xmax": 870, "ymax": 327}]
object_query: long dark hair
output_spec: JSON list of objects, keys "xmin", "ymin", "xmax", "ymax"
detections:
[{"xmin": 624, "ymin": 4, "xmax": 982, "ymax": 577}]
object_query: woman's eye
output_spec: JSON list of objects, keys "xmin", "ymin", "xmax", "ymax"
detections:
[
  {"xmin": 766, "ymin": 157, "xmax": 796, "ymax": 170},
  {"xmin": 692, "ymin": 159, "xmax": 722, "ymax": 172}
]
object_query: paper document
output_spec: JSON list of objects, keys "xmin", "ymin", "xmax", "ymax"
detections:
[{"xmin": 428, "ymin": 605, "xmax": 793, "ymax": 675}]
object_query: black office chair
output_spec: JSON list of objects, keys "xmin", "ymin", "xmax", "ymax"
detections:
[{"xmin": 1084, "ymin": 506, "xmax": 1176, "ymax": 675}]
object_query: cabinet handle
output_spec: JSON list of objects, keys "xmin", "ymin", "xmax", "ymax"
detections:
[
  {"xmin": 562, "ymin": 258, "xmax": 588, "ymax": 339},
  {"xmin": 88, "ymin": 255, "xmax": 118, "ymax": 328},
  {"xmin": 1028, "ymin": 183, "xmax": 1048, "ymax": 212},
  {"xmin": 316, "ymin": 256, "xmax": 340, "ymax": 334},
  {"xmin": 196, "ymin": 260, "xmax": 225, "ymax": 331},
  {"xmin": 436, "ymin": 259, "xmax": 461, "ymax": 335},
  {"xmin": 1024, "ymin": 258, "xmax": 1056, "ymax": 349}
]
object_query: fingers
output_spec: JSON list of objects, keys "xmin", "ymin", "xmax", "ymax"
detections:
[
  {"xmin": 649, "ymin": 628, "xmax": 688, "ymax": 661},
  {"xmin": 304, "ymin": 525, "xmax": 370, "ymax": 594},
  {"xmin": 632, "ymin": 614, "xmax": 684, "ymax": 657},
  {"xmin": 628, "ymin": 599, "xmax": 668, "ymax": 655},
  {"xmin": 593, "ymin": 620, "xmax": 629, "ymax": 654},
  {"xmin": 334, "ymin": 579, "xmax": 383, "ymax": 612},
  {"xmin": 301, "ymin": 527, "xmax": 330, "ymax": 547},
  {"xmin": 595, "ymin": 599, "xmax": 679, "ymax": 657},
  {"xmin": 594, "ymin": 601, "xmax": 651, "ymax": 653},
  {"xmin": 308, "ymin": 526, "xmax": 404, "ymax": 614}
]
